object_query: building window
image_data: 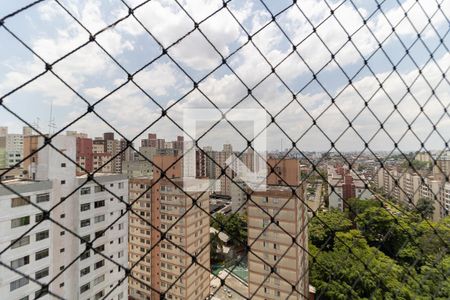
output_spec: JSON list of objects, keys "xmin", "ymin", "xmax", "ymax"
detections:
[
  {"xmin": 94, "ymin": 200, "xmax": 105, "ymax": 208},
  {"xmin": 59, "ymin": 282, "xmax": 64, "ymax": 288},
  {"xmin": 18, "ymin": 296, "xmax": 29, "ymax": 300},
  {"xmin": 10, "ymin": 277, "xmax": 29, "ymax": 291},
  {"xmin": 80, "ymin": 283, "xmax": 90, "ymax": 294},
  {"xmin": 95, "ymin": 231, "xmax": 104, "ymax": 238},
  {"xmin": 35, "ymin": 248, "xmax": 49, "ymax": 260},
  {"xmin": 36, "ymin": 193, "xmax": 50, "ymax": 203},
  {"xmin": 80, "ymin": 266, "xmax": 90, "ymax": 277},
  {"xmin": 80, "ymin": 250, "xmax": 90, "ymax": 261},
  {"xmin": 80, "ymin": 187, "xmax": 91, "ymax": 195},
  {"xmin": 11, "ymin": 196, "xmax": 30, "ymax": 207},
  {"xmin": 11, "ymin": 255, "xmax": 29, "ymax": 268},
  {"xmin": 60, "ymin": 231, "xmax": 65, "ymax": 236},
  {"xmin": 35, "ymin": 213, "xmax": 44, "ymax": 223},
  {"xmin": 94, "ymin": 290, "xmax": 104, "ymax": 300},
  {"xmin": 93, "ymin": 274, "xmax": 105, "ymax": 286},
  {"xmin": 94, "ymin": 259, "xmax": 105, "ymax": 270},
  {"xmin": 61, "ymin": 180, "xmax": 65, "ymax": 184},
  {"xmin": 61, "ymin": 163, "xmax": 66, "ymax": 167},
  {"xmin": 95, "ymin": 244, "xmax": 105, "ymax": 252},
  {"xmin": 36, "ymin": 230, "xmax": 49, "ymax": 241},
  {"xmin": 60, "ymin": 248, "xmax": 65, "ymax": 253},
  {"xmin": 11, "ymin": 216, "xmax": 30, "ymax": 228},
  {"xmin": 35, "ymin": 267, "xmax": 49, "ymax": 280},
  {"xmin": 94, "ymin": 215, "xmax": 105, "ymax": 223},
  {"xmin": 80, "ymin": 203, "xmax": 90, "ymax": 211},
  {"xmin": 94, "ymin": 185, "xmax": 105, "ymax": 193},
  {"xmin": 118, "ymin": 182, "xmax": 124, "ymax": 189},
  {"xmin": 80, "ymin": 219, "xmax": 90, "ymax": 227},
  {"xmin": 11, "ymin": 235, "xmax": 30, "ymax": 249},
  {"xmin": 80, "ymin": 234, "xmax": 90, "ymax": 244}
]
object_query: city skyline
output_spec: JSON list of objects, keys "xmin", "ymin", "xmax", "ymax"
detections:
[{"xmin": 1, "ymin": 1, "xmax": 449, "ymax": 151}]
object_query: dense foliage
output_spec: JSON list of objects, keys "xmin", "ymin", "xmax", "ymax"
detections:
[
  {"xmin": 211, "ymin": 212, "xmax": 247, "ymax": 247},
  {"xmin": 309, "ymin": 199, "xmax": 450, "ymax": 299}
]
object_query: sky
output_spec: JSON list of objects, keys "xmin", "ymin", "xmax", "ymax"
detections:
[{"xmin": 0, "ymin": 0, "xmax": 449, "ymax": 153}]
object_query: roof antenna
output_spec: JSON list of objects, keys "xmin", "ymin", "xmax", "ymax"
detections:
[
  {"xmin": 32, "ymin": 117, "xmax": 40, "ymax": 135},
  {"xmin": 48, "ymin": 101, "xmax": 56, "ymax": 135}
]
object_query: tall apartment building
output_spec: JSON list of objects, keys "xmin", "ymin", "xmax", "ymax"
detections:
[
  {"xmin": 247, "ymin": 185, "xmax": 309, "ymax": 300},
  {"xmin": 120, "ymin": 139, "xmax": 134, "ymax": 163},
  {"xmin": 443, "ymin": 182, "xmax": 450, "ymax": 215},
  {"xmin": 128, "ymin": 177, "xmax": 152, "ymax": 300},
  {"xmin": 76, "ymin": 136, "xmax": 94, "ymax": 174},
  {"xmin": 23, "ymin": 135, "xmax": 40, "ymax": 179},
  {"xmin": 4, "ymin": 135, "xmax": 129, "ymax": 299},
  {"xmin": 0, "ymin": 180, "xmax": 53, "ymax": 300},
  {"xmin": 150, "ymin": 178, "xmax": 210, "ymax": 300},
  {"xmin": 122, "ymin": 160, "xmax": 152, "ymax": 178},
  {"xmin": 267, "ymin": 158, "xmax": 300, "ymax": 186},
  {"xmin": 0, "ymin": 135, "xmax": 6, "ymax": 168},
  {"xmin": 200, "ymin": 145, "xmax": 259, "ymax": 196},
  {"xmin": 103, "ymin": 132, "xmax": 122, "ymax": 173},
  {"xmin": 1, "ymin": 127, "xmax": 32, "ymax": 168},
  {"xmin": 433, "ymin": 158, "xmax": 450, "ymax": 180},
  {"xmin": 0, "ymin": 126, "xmax": 8, "ymax": 136},
  {"xmin": 128, "ymin": 153, "xmax": 211, "ymax": 300},
  {"xmin": 230, "ymin": 179, "xmax": 247, "ymax": 214}
]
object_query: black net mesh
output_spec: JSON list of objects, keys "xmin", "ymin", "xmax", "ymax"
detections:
[{"xmin": 0, "ymin": 0, "xmax": 449, "ymax": 299}]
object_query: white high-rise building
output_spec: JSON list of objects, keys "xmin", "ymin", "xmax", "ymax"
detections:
[
  {"xmin": 0, "ymin": 135, "xmax": 129, "ymax": 299},
  {"xmin": 1, "ymin": 127, "xmax": 32, "ymax": 168},
  {"xmin": 0, "ymin": 180, "xmax": 53, "ymax": 300},
  {"xmin": 5, "ymin": 133, "xmax": 24, "ymax": 167}
]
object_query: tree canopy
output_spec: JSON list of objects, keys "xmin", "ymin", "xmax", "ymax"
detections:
[{"xmin": 309, "ymin": 200, "xmax": 450, "ymax": 299}]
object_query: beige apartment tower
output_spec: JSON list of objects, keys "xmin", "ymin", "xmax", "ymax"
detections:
[
  {"xmin": 247, "ymin": 185, "xmax": 309, "ymax": 299},
  {"xmin": 128, "ymin": 177, "xmax": 153, "ymax": 299},
  {"xmin": 151, "ymin": 178, "xmax": 211, "ymax": 300}
]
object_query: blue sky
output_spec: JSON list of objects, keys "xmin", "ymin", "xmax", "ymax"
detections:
[{"xmin": 1, "ymin": 0, "xmax": 449, "ymax": 152}]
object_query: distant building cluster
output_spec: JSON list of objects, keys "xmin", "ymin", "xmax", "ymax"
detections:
[
  {"xmin": 327, "ymin": 165, "xmax": 373, "ymax": 211},
  {"xmin": 374, "ymin": 151, "xmax": 450, "ymax": 221}
]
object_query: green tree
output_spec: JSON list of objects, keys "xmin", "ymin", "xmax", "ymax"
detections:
[
  {"xmin": 355, "ymin": 207, "xmax": 410, "ymax": 258},
  {"xmin": 310, "ymin": 209, "xmax": 352, "ymax": 250},
  {"xmin": 416, "ymin": 197, "xmax": 434, "ymax": 220},
  {"xmin": 211, "ymin": 213, "xmax": 247, "ymax": 247},
  {"xmin": 211, "ymin": 212, "xmax": 227, "ymax": 230},
  {"xmin": 310, "ymin": 230, "xmax": 415, "ymax": 299},
  {"xmin": 413, "ymin": 256, "xmax": 450, "ymax": 299},
  {"xmin": 346, "ymin": 198, "xmax": 382, "ymax": 221}
]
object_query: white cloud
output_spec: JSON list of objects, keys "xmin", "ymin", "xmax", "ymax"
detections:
[{"xmin": 1, "ymin": 0, "xmax": 449, "ymax": 151}]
